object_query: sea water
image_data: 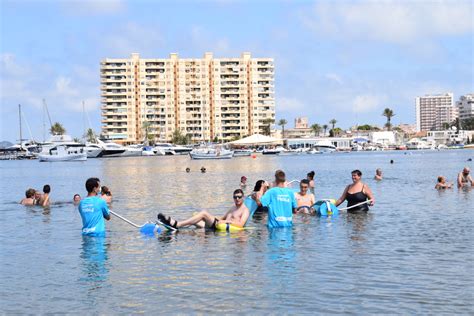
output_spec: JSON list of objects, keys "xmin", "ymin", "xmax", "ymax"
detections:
[{"xmin": 0, "ymin": 150, "xmax": 473, "ymax": 314}]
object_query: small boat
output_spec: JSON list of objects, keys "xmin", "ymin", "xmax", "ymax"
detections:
[
  {"xmin": 142, "ymin": 146, "xmax": 156, "ymax": 156},
  {"xmin": 307, "ymin": 148, "xmax": 322, "ymax": 154},
  {"xmin": 96, "ymin": 140, "xmax": 127, "ymax": 157},
  {"xmin": 233, "ymin": 149, "xmax": 253, "ymax": 157},
  {"xmin": 122, "ymin": 145, "xmax": 143, "ymax": 157},
  {"xmin": 189, "ymin": 147, "xmax": 234, "ymax": 159},
  {"xmin": 153, "ymin": 143, "xmax": 193, "ymax": 155},
  {"xmin": 262, "ymin": 146, "xmax": 286, "ymax": 155},
  {"xmin": 85, "ymin": 143, "xmax": 103, "ymax": 158},
  {"xmin": 313, "ymin": 140, "xmax": 336, "ymax": 153},
  {"xmin": 39, "ymin": 144, "xmax": 87, "ymax": 162}
]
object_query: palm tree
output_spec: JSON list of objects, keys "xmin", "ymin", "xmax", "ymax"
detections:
[
  {"xmin": 50, "ymin": 122, "xmax": 66, "ymax": 135},
  {"xmin": 322, "ymin": 124, "xmax": 328, "ymax": 136},
  {"xmin": 262, "ymin": 118, "xmax": 275, "ymax": 136},
  {"xmin": 277, "ymin": 119, "xmax": 288, "ymax": 138},
  {"xmin": 311, "ymin": 124, "xmax": 321, "ymax": 137},
  {"xmin": 382, "ymin": 108, "xmax": 395, "ymax": 131},
  {"xmin": 329, "ymin": 119, "xmax": 337, "ymax": 137},
  {"xmin": 84, "ymin": 128, "xmax": 96, "ymax": 143},
  {"xmin": 142, "ymin": 121, "xmax": 152, "ymax": 145}
]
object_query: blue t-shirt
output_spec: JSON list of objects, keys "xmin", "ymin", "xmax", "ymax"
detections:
[
  {"xmin": 261, "ymin": 187, "xmax": 297, "ymax": 228},
  {"xmin": 78, "ymin": 196, "xmax": 110, "ymax": 236}
]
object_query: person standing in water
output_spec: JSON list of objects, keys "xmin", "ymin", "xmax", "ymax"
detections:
[
  {"xmin": 335, "ymin": 170, "xmax": 375, "ymax": 213},
  {"xmin": 261, "ymin": 170, "xmax": 297, "ymax": 227},
  {"xmin": 457, "ymin": 167, "xmax": 473, "ymax": 188},
  {"xmin": 374, "ymin": 168, "xmax": 383, "ymax": 181},
  {"xmin": 78, "ymin": 178, "xmax": 110, "ymax": 236}
]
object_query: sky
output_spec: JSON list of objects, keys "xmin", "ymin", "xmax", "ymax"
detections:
[{"xmin": 1, "ymin": 0, "xmax": 473, "ymax": 143}]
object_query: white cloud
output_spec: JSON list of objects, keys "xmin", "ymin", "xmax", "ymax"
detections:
[
  {"xmin": 352, "ymin": 94, "xmax": 387, "ymax": 113},
  {"xmin": 61, "ymin": 0, "xmax": 126, "ymax": 16},
  {"xmin": 301, "ymin": 0, "xmax": 473, "ymax": 44},
  {"xmin": 325, "ymin": 73, "xmax": 343, "ymax": 85}
]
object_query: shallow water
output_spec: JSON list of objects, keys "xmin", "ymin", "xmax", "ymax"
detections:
[{"xmin": 0, "ymin": 150, "xmax": 473, "ymax": 314}]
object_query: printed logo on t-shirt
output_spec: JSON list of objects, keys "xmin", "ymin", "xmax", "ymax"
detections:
[{"xmin": 276, "ymin": 194, "xmax": 290, "ymax": 203}]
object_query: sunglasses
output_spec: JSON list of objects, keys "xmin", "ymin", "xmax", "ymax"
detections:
[{"xmin": 233, "ymin": 195, "xmax": 243, "ymax": 199}]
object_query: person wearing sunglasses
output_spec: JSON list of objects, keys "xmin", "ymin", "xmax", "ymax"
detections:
[
  {"xmin": 260, "ymin": 170, "xmax": 297, "ymax": 228},
  {"xmin": 294, "ymin": 179, "xmax": 315, "ymax": 214},
  {"xmin": 157, "ymin": 189, "xmax": 249, "ymax": 231}
]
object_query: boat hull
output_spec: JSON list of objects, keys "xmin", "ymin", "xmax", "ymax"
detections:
[{"xmin": 39, "ymin": 153, "xmax": 87, "ymax": 162}]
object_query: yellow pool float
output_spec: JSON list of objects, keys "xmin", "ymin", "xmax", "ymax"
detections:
[{"xmin": 215, "ymin": 223, "xmax": 245, "ymax": 232}]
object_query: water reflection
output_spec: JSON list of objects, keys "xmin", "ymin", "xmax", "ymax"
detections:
[{"xmin": 79, "ymin": 236, "xmax": 109, "ymax": 287}]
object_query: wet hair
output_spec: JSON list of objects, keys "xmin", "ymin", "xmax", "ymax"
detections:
[
  {"xmin": 85, "ymin": 177, "xmax": 100, "ymax": 193},
  {"xmin": 201, "ymin": 167, "xmax": 206, "ymax": 173},
  {"xmin": 437, "ymin": 176, "xmax": 444, "ymax": 183},
  {"xmin": 25, "ymin": 188, "xmax": 35, "ymax": 198},
  {"xmin": 185, "ymin": 167, "xmax": 190, "ymax": 173},
  {"xmin": 351, "ymin": 170, "xmax": 362, "ymax": 176},
  {"xmin": 233, "ymin": 188, "xmax": 244, "ymax": 196},
  {"xmin": 275, "ymin": 169, "xmax": 286, "ymax": 184},
  {"xmin": 73, "ymin": 194, "xmax": 81, "ymax": 200},
  {"xmin": 101, "ymin": 186, "xmax": 111, "ymax": 196},
  {"xmin": 43, "ymin": 184, "xmax": 50, "ymax": 194},
  {"xmin": 253, "ymin": 180, "xmax": 266, "ymax": 192},
  {"xmin": 307, "ymin": 171, "xmax": 315, "ymax": 180},
  {"xmin": 376, "ymin": 168, "xmax": 382, "ymax": 174},
  {"xmin": 300, "ymin": 179, "xmax": 310, "ymax": 186}
]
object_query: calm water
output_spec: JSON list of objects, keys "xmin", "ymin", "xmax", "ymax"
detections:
[{"xmin": 0, "ymin": 151, "xmax": 473, "ymax": 314}]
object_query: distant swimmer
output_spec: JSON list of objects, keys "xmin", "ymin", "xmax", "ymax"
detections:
[
  {"xmin": 157, "ymin": 189, "xmax": 249, "ymax": 230},
  {"xmin": 390, "ymin": 160, "xmax": 394, "ymax": 164},
  {"xmin": 261, "ymin": 170, "xmax": 297, "ymax": 227},
  {"xmin": 435, "ymin": 176, "xmax": 453, "ymax": 189},
  {"xmin": 186, "ymin": 167, "xmax": 190, "ymax": 173},
  {"xmin": 374, "ymin": 168, "xmax": 383, "ymax": 181},
  {"xmin": 78, "ymin": 178, "xmax": 110, "ymax": 236},
  {"xmin": 20, "ymin": 188, "xmax": 36, "ymax": 206},
  {"xmin": 240, "ymin": 176, "xmax": 247, "ymax": 190},
  {"xmin": 101, "ymin": 186, "xmax": 112, "ymax": 204},
  {"xmin": 294, "ymin": 179, "xmax": 315, "ymax": 214},
  {"xmin": 73, "ymin": 194, "xmax": 81, "ymax": 205},
  {"xmin": 457, "ymin": 167, "xmax": 474, "ymax": 188},
  {"xmin": 40, "ymin": 184, "xmax": 51, "ymax": 207},
  {"xmin": 335, "ymin": 170, "xmax": 375, "ymax": 213},
  {"xmin": 201, "ymin": 166, "xmax": 206, "ymax": 173},
  {"xmin": 307, "ymin": 171, "xmax": 315, "ymax": 190}
]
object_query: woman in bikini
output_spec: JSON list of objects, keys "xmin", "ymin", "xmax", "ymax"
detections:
[{"xmin": 335, "ymin": 170, "xmax": 375, "ymax": 213}]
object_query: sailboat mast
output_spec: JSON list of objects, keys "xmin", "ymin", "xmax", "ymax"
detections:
[{"xmin": 18, "ymin": 104, "xmax": 23, "ymax": 148}]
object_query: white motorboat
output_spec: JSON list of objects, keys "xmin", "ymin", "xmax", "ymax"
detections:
[
  {"xmin": 153, "ymin": 143, "xmax": 193, "ymax": 155},
  {"xmin": 85, "ymin": 143, "xmax": 103, "ymax": 158},
  {"xmin": 262, "ymin": 146, "xmax": 286, "ymax": 155},
  {"xmin": 39, "ymin": 144, "xmax": 87, "ymax": 162},
  {"xmin": 142, "ymin": 146, "xmax": 156, "ymax": 156},
  {"xmin": 233, "ymin": 149, "xmax": 253, "ymax": 157},
  {"xmin": 314, "ymin": 140, "xmax": 336, "ymax": 153},
  {"xmin": 122, "ymin": 145, "xmax": 143, "ymax": 157},
  {"xmin": 307, "ymin": 148, "xmax": 322, "ymax": 154},
  {"xmin": 96, "ymin": 140, "xmax": 127, "ymax": 157},
  {"xmin": 189, "ymin": 147, "xmax": 234, "ymax": 159},
  {"xmin": 279, "ymin": 148, "xmax": 308, "ymax": 156}
]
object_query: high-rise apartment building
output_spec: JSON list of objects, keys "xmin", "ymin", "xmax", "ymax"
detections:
[
  {"xmin": 456, "ymin": 93, "xmax": 474, "ymax": 120},
  {"xmin": 415, "ymin": 93, "xmax": 458, "ymax": 131},
  {"xmin": 100, "ymin": 53, "xmax": 275, "ymax": 143}
]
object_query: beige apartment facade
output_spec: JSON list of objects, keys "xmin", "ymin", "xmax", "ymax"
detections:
[
  {"xmin": 101, "ymin": 53, "xmax": 275, "ymax": 143},
  {"xmin": 415, "ymin": 93, "xmax": 458, "ymax": 132}
]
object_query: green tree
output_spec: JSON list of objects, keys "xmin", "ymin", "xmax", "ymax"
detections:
[
  {"xmin": 171, "ymin": 129, "xmax": 191, "ymax": 145},
  {"xmin": 73, "ymin": 137, "xmax": 81, "ymax": 143},
  {"xmin": 357, "ymin": 124, "xmax": 373, "ymax": 131},
  {"xmin": 261, "ymin": 118, "xmax": 275, "ymax": 136},
  {"xmin": 84, "ymin": 128, "xmax": 97, "ymax": 143},
  {"xmin": 212, "ymin": 136, "xmax": 220, "ymax": 143},
  {"xmin": 311, "ymin": 124, "xmax": 321, "ymax": 137},
  {"xmin": 329, "ymin": 119, "xmax": 337, "ymax": 137},
  {"xmin": 50, "ymin": 122, "xmax": 66, "ymax": 135},
  {"xmin": 382, "ymin": 108, "xmax": 395, "ymax": 131},
  {"xmin": 142, "ymin": 121, "xmax": 153, "ymax": 145},
  {"xmin": 462, "ymin": 118, "xmax": 474, "ymax": 130},
  {"xmin": 277, "ymin": 119, "xmax": 288, "ymax": 139},
  {"xmin": 329, "ymin": 127, "xmax": 343, "ymax": 137},
  {"xmin": 322, "ymin": 124, "xmax": 328, "ymax": 136}
]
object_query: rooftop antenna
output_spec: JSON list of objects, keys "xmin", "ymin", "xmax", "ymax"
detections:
[{"xmin": 21, "ymin": 108, "xmax": 35, "ymax": 143}]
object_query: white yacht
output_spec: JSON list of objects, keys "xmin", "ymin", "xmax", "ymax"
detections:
[
  {"xmin": 262, "ymin": 146, "xmax": 286, "ymax": 155},
  {"xmin": 39, "ymin": 144, "xmax": 87, "ymax": 162},
  {"xmin": 95, "ymin": 140, "xmax": 127, "ymax": 157},
  {"xmin": 313, "ymin": 140, "xmax": 336, "ymax": 153},
  {"xmin": 189, "ymin": 147, "xmax": 234, "ymax": 160},
  {"xmin": 153, "ymin": 143, "xmax": 193, "ymax": 155},
  {"xmin": 85, "ymin": 143, "xmax": 103, "ymax": 158},
  {"xmin": 122, "ymin": 145, "xmax": 143, "ymax": 157},
  {"xmin": 233, "ymin": 149, "xmax": 253, "ymax": 157}
]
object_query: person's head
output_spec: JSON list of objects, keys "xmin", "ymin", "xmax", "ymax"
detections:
[
  {"xmin": 233, "ymin": 188, "xmax": 244, "ymax": 205},
  {"xmin": 351, "ymin": 170, "xmax": 362, "ymax": 182},
  {"xmin": 43, "ymin": 184, "xmax": 51, "ymax": 194},
  {"xmin": 34, "ymin": 190, "xmax": 42, "ymax": 200},
  {"xmin": 241, "ymin": 176, "xmax": 247, "ymax": 183},
  {"xmin": 186, "ymin": 167, "xmax": 190, "ymax": 173},
  {"xmin": 275, "ymin": 169, "xmax": 286, "ymax": 184},
  {"xmin": 437, "ymin": 176, "xmax": 445, "ymax": 183},
  {"xmin": 300, "ymin": 179, "xmax": 310, "ymax": 193},
  {"xmin": 25, "ymin": 188, "xmax": 35, "ymax": 198},
  {"xmin": 253, "ymin": 180, "xmax": 268, "ymax": 192},
  {"xmin": 85, "ymin": 177, "xmax": 101, "ymax": 194},
  {"xmin": 101, "ymin": 186, "xmax": 111, "ymax": 196},
  {"xmin": 73, "ymin": 194, "xmax": 81, "ymax": 203},
  {"xmin": 201, "ymin": 167, "xmax": 206, "ymax": 173},
  {"xmin": 376, "ymin": 168, "xmax": 382, "ymax": 176},
  {"xmin": 463, "ymin": 167, "xmax": 470, "ymax": 176},
  {"xmin": 307, "ymin": 171, "xmax": 315, "ymax": 180}
]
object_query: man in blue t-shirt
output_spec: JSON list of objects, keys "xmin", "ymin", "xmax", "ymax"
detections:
[
  {"xmin": 261, "ymin": 170, "xmax": 297, "ymax": 228},
  {"xmin": 78, "ymin": 177, "xmax": 110, "ymax": 236}
]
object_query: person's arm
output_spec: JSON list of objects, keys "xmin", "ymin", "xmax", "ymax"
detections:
[
  {"xmin": 364, "ymin": 185, "xmax": 375, "ymax": 206},
  {"xmin": 457, "ymin": 173, "xmax": 464, "ymax": 187},
  {"xmin": 102, "ymin": 200, "xmax": 111, "ymax": 220},
  {"xmin": 41, "ymin": 195, "xmax": 50, "ymax": 207},
  {"xmin": 335, "ymin": 186, "xmax": 349, "ymax": 207},
  {"xmin": 469, "ymin": 175, "xmax": 474, "ymax": 186}
]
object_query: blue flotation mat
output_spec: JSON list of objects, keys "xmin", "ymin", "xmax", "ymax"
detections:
[
  {"xmin": 139, "ymin": 223, "xmax": 162, "ymax": 236},
  {"xmin": 314, "ymin": 200, "xmax": 339, "ymax": 216}
]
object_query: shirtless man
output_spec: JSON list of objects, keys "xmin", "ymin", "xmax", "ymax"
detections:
[
  {"xmin": 294, "ymin": 179, "xmax": 315, "ymax": 214},
  {"xmin": 457, "ymin": 167, "xmax": 474, "ymax": 188},
  {"xmin": 157, "ymin": 189, "xmax": 249, "ymax": 231},
  {"xmin": 20, "ymin": 188, "xmax": 36, "ymax": 205},
  {"xmin": 374, "ymin": 168, "xmax": 383, "ymax": 181},
  {"xmin": 40, "ymin": 184, "xmax": 51, "ymax": 206}
]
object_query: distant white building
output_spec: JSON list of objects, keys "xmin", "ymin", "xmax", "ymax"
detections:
[
  {"xmin": 415, "ymin": 93, "xmax": 458, "ymax": 131},
  {"xmin": 456, "ymin": 93, "xmax": 474, "ymax": 120},
  {"xmin": 426, "ymin": 129, "xmax": 473, "ymax": 146},
  {"xmin": 369, "ymin": 131, "xmax": 400, "ymax": 145}
]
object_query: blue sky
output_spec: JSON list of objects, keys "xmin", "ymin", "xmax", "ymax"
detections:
[{"xmin": 1, "ymin": 0, "xmax": 473, "ymax": 142}]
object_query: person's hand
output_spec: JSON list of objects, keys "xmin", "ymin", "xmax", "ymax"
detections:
[{"xmin": 369, "ymin": 200, "xmax": 375, "ymax": 206}]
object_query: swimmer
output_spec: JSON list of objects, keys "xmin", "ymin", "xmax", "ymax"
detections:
[
  {"xmin": 435, "ymin": 176, "xmax": 453, "ymax": 189},
  {"xmin": 201, "ymin": 166, "xmax": 206, "ymax": 173},
  {"xmin": 294, "ymin": 179, "xmax": 316, "ymax": 214},
  {"xmin": 40, "ymin": 184, "xmax": 51, "ymax": 207},
  {"xmin": 186, "ymin": 167, "xmax": 190, "ymax": 173},
  {"xmin": 270, "ymin": 169, "xmax": 290, "ymax": 187},
  {"xmin": 457, "ymin": 167, "xmax": 474, "ymax": 188},
  {"xmin": 157, "ymin": 189, "xmax": 249, "ymax": 230},
  {"xmin": 20, "ymin": 188, "xmax": 36, "ymax": 206},
  {"xmin": 390, "ymin": 160, "xmax": 394, "ymax": 164},
  {"xmin": 249, "ymin": 179, "xmax": 269, "ymax": 213},
  {"xmin": 374, "ymin": 168, "xmax": 383, "ymax": 181},
  {"xmin": 73, "ymin": 194, "xmax": 81, "ymax": 205},
  {"xmin": 240, "ymin": 176, "xmax": 247, "ymax": 189},
  {"xmin": 101, "ymin": 186, "xmax": 112, "ymax": 204},
  {"xmin": 33, "ymin": 190, "xmax": 43, "ymax": 205},
  {"xmin": 335, "ymin": 170, "xmax": 375, "ymax": 213},
  {"xmin": 307, "ymin": 171, "xmax": 315, "ymax": 190}
]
